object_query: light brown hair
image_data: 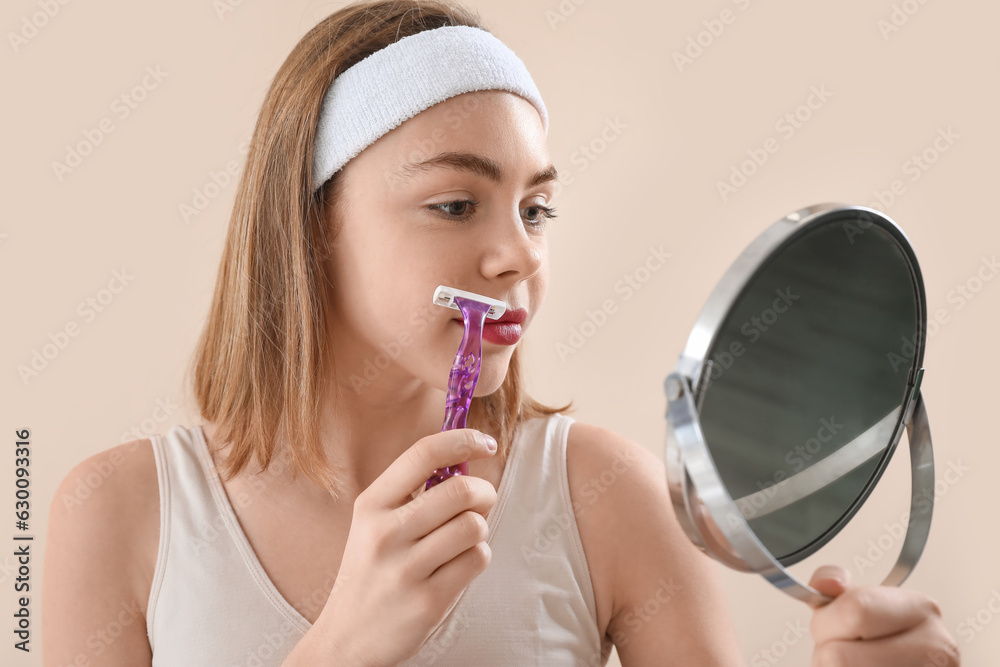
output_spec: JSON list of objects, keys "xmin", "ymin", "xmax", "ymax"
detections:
[{"xmin": 184, "ymin": 0, "xmax": 572, "ymax": 499}]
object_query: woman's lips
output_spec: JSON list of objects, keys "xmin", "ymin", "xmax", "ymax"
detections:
[
  {"xmin": 483, "ymin": 321, "xmax": 522, "ymax": 345},
  {"xmin": 451, "ymin": 318, "xmax": 523, "ymax": 345}
]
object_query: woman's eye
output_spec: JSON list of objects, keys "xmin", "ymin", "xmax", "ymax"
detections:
[
  {"xmin": 428, "ymin": 199, "xmax": 559, "ymax": 226},
  {"xmin": 522, "ymin": 204, "xmax": 558, "ymax": 226},
  {"xmin": 429, "ymin": 199, "xmax": 479, "ymax": 220}
]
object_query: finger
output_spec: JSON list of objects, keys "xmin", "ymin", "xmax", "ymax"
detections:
[
  {"xmin": 406, "ymin": 509, "xmax": 491, "ymax": 581},
  {"xmin": 811, "ymin": 616, "xmax": 960, "ymax": 667},
  {"xmin": 807, "ymin": 564, "xmax": 851, "ymax": 609},
  {"xmin": 427, "ymin": 540, "xmax": 492, "ymax": 600},
  {"xmin": 810, "ymin": 585, "xmax": 942, "ymax": 644},
  {"xmin": 392, "ymin": 473, "xmax": 497, "ymax": 541},
  {"xmin": 363, "ymin": 428, "xmax": 497, "ymax": 509}
]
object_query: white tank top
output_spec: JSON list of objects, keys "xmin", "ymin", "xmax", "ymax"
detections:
[{"xmin": 145, "ymin": 412, "xmax": 614, "ymax": 666}]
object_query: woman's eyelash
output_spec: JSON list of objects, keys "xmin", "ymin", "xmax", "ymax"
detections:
[
  {"xmin": 428, "ymin": 199, "xmax": 558, "ymax": 225},
  {"xmin": 428, "ymin": 199, "xmax": 482, "ymax": 220}
]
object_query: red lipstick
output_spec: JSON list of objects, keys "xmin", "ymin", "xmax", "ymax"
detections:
[{"xmin": 452, "ymin": 307, "xmax": 526, "ymax": 345}]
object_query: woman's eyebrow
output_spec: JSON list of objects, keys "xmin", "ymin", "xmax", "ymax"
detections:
[{"xmin": 395, "ymin": 150, "xmax": 558, "ymax": 188}]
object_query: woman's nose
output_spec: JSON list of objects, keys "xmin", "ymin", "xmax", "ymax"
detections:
[{"xmin": 479, "ymin": 210, "xmax": 544, "ymax": 280}]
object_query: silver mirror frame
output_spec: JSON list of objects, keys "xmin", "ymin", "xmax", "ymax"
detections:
[{"xmin": 663, "ymin": 203, "xmax": 935, "ymax": 605}]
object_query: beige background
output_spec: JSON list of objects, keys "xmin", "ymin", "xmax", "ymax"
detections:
[{"xmin": 3, "ymin": 0, "xmax": 997, "ymax": 664}]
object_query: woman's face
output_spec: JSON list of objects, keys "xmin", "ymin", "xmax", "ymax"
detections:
[{"xmin": 325, "ymin": 90, "xmax": 555, "ymax": 398}]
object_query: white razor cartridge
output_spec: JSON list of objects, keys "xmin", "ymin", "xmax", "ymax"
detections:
[{"xmin": 432, "ymin": 285, "xmax": 507, "ymax": 320}]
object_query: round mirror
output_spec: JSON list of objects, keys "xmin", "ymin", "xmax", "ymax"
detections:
[{"xmin": 664, "ymin": 203, "xmax": 935, "ymax": 605}]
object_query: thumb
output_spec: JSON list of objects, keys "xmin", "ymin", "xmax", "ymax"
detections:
[{"xmin": 807, "ymin": 565, "xmax": 851, "ymax": 608}]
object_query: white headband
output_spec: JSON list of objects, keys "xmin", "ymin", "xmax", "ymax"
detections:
[{"xmin": 311, "ymin": 24, "xmax": 549, "ymax": 193}]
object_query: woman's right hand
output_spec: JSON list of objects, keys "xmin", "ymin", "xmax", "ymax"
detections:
[{"xmin": 307, "ymin": 428, "xmax": 500, "ymax": 666}]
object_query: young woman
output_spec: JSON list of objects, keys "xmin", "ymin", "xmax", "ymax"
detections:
[{"xmin": 43, "ymin": 1, "xmax": 959, "ymax": 665}]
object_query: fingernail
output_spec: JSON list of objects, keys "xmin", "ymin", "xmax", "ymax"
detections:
[
  {"xmin": 814, "ymin": 566, "xmax": 847, "ymax": 587},
  {"xmin": 483, "ymin": 434, "xmax": 497, "ymax": 451}
]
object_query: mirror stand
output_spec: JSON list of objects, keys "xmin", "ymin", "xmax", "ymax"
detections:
[{"xmin": 664, "ymin": 368, "xmax": 936, "ymax": 605}]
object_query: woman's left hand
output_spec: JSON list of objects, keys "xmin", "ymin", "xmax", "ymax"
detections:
[{"xmin": 807, "ymin": 565, "xmax": 961, "ymax": 666}]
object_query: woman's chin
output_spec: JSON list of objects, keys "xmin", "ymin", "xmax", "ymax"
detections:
[{"xmin": 472, "ymin": 361, "xmax": 510, "ymax": 396}]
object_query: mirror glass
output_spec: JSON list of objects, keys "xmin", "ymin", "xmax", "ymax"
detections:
[{"xmin": 695, "ymin": 217, "xmax": 920, "ymax": 565}]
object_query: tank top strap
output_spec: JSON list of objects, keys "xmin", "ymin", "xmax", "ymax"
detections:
[{"xmin": 146, "ymin": 424, "xmax": 309, "ymax": 664}]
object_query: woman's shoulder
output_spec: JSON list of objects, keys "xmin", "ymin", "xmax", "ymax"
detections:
[
  {"xmin": 563, "ymin": 419, "xmax": 743, "ymax": 662},
  {"xmin": 564, "ymin": 419, "xmax": 658, "ymax": 477},
  {"xmin": 563, "ymin": 420, "xmax": 663, "ymax": 642},
  {"xmin": 44, "ymin": 437, "xmax": 160, "ymax": 661},
  {"xmin": 563, "ymin": 420, "xmax": 663, "ymax": 517},
  {"xmin": 52, "ymin": 437, "xmax": 160, "ymax": 534}
]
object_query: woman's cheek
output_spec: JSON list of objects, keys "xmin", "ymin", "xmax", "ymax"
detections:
[{"xmin": 408, "ymin": 308, "xmax": 428, "ymax": 332}]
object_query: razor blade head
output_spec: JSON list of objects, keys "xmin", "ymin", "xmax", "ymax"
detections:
[{"xmin": 432, "ymin": 285, "xmax": 507, "ymax": 320}]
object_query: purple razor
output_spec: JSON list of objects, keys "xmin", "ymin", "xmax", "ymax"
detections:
[{"xmin": 425, "ymin": 285, "xmax": 507, "ymax": 490}]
